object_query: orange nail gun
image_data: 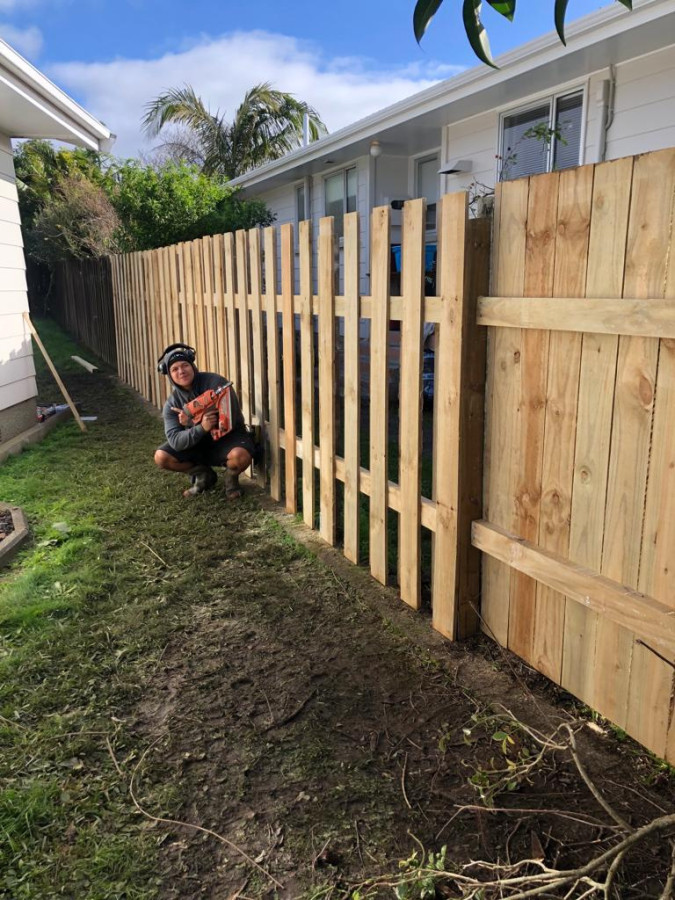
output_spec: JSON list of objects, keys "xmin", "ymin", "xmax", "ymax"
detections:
[{"xmin": 184, "ymin": 384, "xmax": 233, "ymax": 441}]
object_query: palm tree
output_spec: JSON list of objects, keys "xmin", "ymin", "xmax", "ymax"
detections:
[
  {"xmin": 142, "ymin": 83, "xmax": 327, "ymax": 179},
  {"xmin": 414, "ymin": 0, "xmax": 633, "ymax": 68}
]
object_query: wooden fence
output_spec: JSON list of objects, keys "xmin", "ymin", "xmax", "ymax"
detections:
[
  {"xmin": 110, "ymin": 195, "xmax": 490, "ymax": 640},
  {"xmin": 51, "ymin": 256, "xmax": 117, "ymax": 368},
  {"xmin": 52, "ymin": 146, "xmax": 675, "ymax": 763},
  {"xmin": 477, "ymin": 148, "xmax": 675, "ymax": 762}
]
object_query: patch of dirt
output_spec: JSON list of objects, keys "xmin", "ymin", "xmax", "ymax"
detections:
[
  {"xmin": 0, "ymin": 509, "xmax": 14, "ymax": 541},
  {"xmin": 128, "ymin": 487, "xmax": 675, "ymax": 899}
]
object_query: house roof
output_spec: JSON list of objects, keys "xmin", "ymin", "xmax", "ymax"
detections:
[
  {"xmin": 231, "ymin": 0, "xmax": 675, "ymax": 194},
  {"xmin": 0, "ymin": 39, "xmax": 114, "ymax": 151}
]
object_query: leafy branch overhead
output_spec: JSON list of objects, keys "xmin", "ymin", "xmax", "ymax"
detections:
[{"xmin": 413, "ymin": 0, "xmax": 633, "ymax": 67}]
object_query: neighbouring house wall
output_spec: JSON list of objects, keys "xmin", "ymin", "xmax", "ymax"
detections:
[
  {"xmin": 442, "ymin": 43, "xmax": 675, "ymax": 201},
  {"xmin": 0, "ymin": 133, "xmax": 36, "ymax": 443},
  {"xmin": 605, "ymin": 45, "xmax": 675, "ymax": 160}
]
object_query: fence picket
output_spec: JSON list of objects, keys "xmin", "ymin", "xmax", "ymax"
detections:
[
  {"xmin": 342, "ymin": 212, "xmax": 360, "ymax": 563},
  {"xmin": 264, "ymin": 227, "xmax": 282, "ymax": 501},
  {"xmin": 281, "ymin": 224, "xmax": 298, "ymax": 513},
  {"xmin": 249, "ymin": 227, "xmax": 266, "ymax": 486},
  {"xmin": 369, "ymin": 206, "xmax": 391, "ymax": 585},
  {"xmin": 318, "ymin": 216, "xmax": 336, "ymax": 546},
  {"xmin": 223, "ymin": 233, "xmax": 240, "ymax": 392},
  {"xmin": 299, "ymin": 220, "xmax": 315, "ymax": 527},
  {"xmin": 399, "ymin": 199, "xmax": 425, "ymax": 609},
  {"xmin": 236, "ymin": 230, "xmax": 253, "ymax": 424}
]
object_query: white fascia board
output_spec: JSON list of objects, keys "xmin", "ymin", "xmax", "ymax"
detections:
[
  {"xmin": 231, "ymin": 0, "xmax": 669, "ymax": 190},
  {"xmin": 0, "ymin": 38, "xmax": 112, "ymax": 148}
]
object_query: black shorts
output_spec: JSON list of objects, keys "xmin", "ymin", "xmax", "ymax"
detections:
[{"xmin": 158, "ymin": 428, "xmax": 255, "ymax": 467}]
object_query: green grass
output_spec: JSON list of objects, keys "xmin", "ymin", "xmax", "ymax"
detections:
[{"xmin": 0, "ymin": 320, "xmax": 185, "ymax": 898}]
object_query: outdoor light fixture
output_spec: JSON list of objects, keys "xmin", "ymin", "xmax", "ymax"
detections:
[
  {"xmin": 369, "ymin": 140, "xmax": 382, "ymax": 158},
  {"xmin": 439, "ymin": 158, "xmax": 473, "ymax": 174}
]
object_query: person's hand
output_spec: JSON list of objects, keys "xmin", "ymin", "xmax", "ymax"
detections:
[
  {"xmin": 171, "ymin": 406, "xmax": 190, "ymax": 427},
  {"xmin": 201, "ymin": 409, "xmax": 219, "ymax": 433}
]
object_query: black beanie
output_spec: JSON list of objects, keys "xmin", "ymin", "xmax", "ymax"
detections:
[{"xmin": 165, "ymin": 349, "xmax": 194, "ymax": 372}]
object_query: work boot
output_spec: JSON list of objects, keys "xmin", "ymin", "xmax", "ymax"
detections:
[
  {"xmin": 224, "ymin": 469, "xmax": 242, "ymax": 500},
  {"xmin": 183, "ymin": 465, "xmax": 217, "ymax": 497}
]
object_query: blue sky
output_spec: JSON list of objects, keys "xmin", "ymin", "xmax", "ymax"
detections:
[{"xmin": 1, "ymin": 0, "xmax": 619, "ymax": 157}]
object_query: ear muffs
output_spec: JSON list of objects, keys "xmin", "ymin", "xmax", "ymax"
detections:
[{"xmin": 157, "ymin": 343, "xmax": 196, "ymax": 375}]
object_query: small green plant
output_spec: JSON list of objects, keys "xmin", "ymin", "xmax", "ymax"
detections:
[
  {"xmin": 498, "ymin": 123, "xmax": 565, "ymax": 181},
  {"xmin": 393, "ymin": 845, "xmax": 448, "ymax": 899}
]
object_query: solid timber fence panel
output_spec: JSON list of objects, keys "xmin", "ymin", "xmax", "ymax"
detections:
[
  {"xmin": 478, "ymin": 148, "xmax": 675, "ymax": 764},
  {"xmin": 107, "ymin": 192, "xmax": 488, "ymax": 643},
  {"xmin": 52, "ymin": 257, "xmax": 117, "ymax": 368}
]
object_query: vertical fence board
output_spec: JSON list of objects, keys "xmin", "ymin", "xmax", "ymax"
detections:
[
  {"xmin": 622, "ymin": 149, "xmax": 675, "ymax": 756},
  {"xmin": 318, "ymin": 217, "xmax": 336, "ymax": 545},
  {"xmin": 508, "ymin": 173, "xmax": 559, "ymax": 664},
  {"xmin": 482, "ymin": 179, "xmax": 529, "ymax": 645},
  {"xmin": 369, "ymin": 206, "xmax": 391, "ymax": 585},
  {"xmin": 264, "ymin": 226, "xmax": 282, "ymax": 501},
  {"xmin": 299, "ymin": 220, "xmax": 315, "ymax": 526},
  {"xmin": 223, "ymin": 234, "xmax": 240, "ymax": 392},
  {"xmin": 148, "ymin": 251, "xmax": 161, "ymax": 407},
  {"xmin": 281, "ymin": 224, "xmax": 298, "ymax": 513},
  {"xmin": 342, "ymin": 212, "xmax": 361, "ymax": 564},
  {"xmin": 532, "ymin": 166, "xmax": 592, "ymax": 681},
  {"xmin": 562, "ymin": 157, "xmax": 632, "ymax": 702},
  {"xmin": 249, "ymin": 228, "xmax": 266, "ymax": 486},
  {"xmin": 431, "ymin": 193, "xmax": 467, "ymax": 637},
  {"xmin": 202, "ymin": 237, "xmax": 217, "ymax": 374},
  {"xmin": 212, "ymin": 235, "xmax": 228, "ymax": 379},
  {"xmin": 399, "ymin": 199, "xmax": 425, "ymax": 609},
  {"xmin": 236, "ymin": 230, "xmax": 253, "ymax": 423}
]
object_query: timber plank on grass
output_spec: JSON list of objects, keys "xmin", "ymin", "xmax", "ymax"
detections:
[{"xmin": 248, "ymin": 228, "xmax": 266, "ymax": 487}]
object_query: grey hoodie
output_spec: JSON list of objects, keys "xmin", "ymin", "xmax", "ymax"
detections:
[{"xmin": 162, "ymin": 370, "xmax": 245, "ymax": 452}]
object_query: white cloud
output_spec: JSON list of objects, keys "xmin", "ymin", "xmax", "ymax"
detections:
[
  {"xmin": 0, "ymin": 22, "xmax": 42, "ymax": 57},
  {"xmin": 48, "ymin": 30, "xmax": 464, "ymax": 158}
]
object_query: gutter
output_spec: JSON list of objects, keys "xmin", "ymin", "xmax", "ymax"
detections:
[
  {"xmin": 230, "ymin": 0, "xmax": 663, "ymax": 189},
  {"xmin": 0, "ymin": 38, "xmax": 113, "ymax": 150}
]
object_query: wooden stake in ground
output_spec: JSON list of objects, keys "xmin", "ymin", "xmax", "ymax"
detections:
[{"xmin": 23, "ymin": 312, "xmax": 87, "ymax": 433}]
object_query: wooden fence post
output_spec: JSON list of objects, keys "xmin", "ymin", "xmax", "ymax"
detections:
[{"xmin": 431, "ymin": 195, "xmax": 490, "ymax": 639}]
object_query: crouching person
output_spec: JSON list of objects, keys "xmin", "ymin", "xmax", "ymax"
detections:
[{"xmin": 154, "ymin": 343, "xmax": 254, "ymax": 498}]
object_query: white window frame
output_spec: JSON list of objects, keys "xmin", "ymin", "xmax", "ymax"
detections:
[
  {"xmin": 497, "ymin": 86, "xmax": 587, "ymax": 182},
  {"xmin": 323, "ymin": 165, "xmax": 358, "ymax": 240},
  {"xmin": 413, "ymin": 152, "xmax": 440, "ymax": 235}
]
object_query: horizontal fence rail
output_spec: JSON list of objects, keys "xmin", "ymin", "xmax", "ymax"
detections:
[
  {"xmin": 480, "ymin": 148, "xmax": 675, "ymax": 764},
  {"xmin": 108, "ymin": 194, "xmax": 490, "ymax": 640}
]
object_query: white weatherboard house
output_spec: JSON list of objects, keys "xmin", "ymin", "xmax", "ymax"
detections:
[
  {"xmin": 0, "ymin": 40, "xmax": 113, "ymax": 445},
  {"xmin": 232, "ymin": 0, "xmax": 675, "ymax": 294}
]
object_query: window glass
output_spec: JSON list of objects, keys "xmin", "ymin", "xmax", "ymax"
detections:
[
  {"xmin": 296, "ymin": 184, "xmax": 306, "ymax": 223},
  {"xmin": 346, "ymin": 167, "xmax": 358, "ymax": 214},
  {"xmin": 554, "ymin": 92, "xmax": 583, "ymax": 171},
  {"xmin": 417, "ymin": 156, "xmax": 439, "ymax": 231},
  {"xmin": 501, "ymin": 104, "xmax": 549, "ymax": 180},
  {"xmin": 325, "ymin": 167, "xmax": 357, "ymax": 237}
]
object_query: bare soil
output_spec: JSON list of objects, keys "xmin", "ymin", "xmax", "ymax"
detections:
[
  {"xmin": 129, "ymin": 487, "xmax": 675, "ymax": 899},
  {"xmin": 31, "ymin": 360, "xmax": 675, "ymax": 899}
]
